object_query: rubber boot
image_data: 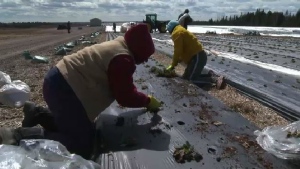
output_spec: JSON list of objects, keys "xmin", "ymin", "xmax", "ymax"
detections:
[
  {"xmin": 14, "ymin": 127, "xmax": 44, "ymax": 142},
  {"xmin": 22, "ymin": 101, "xmax": 39, "ymax": 127},
  {"xmin": 208, "ymin": 70, "xmax": 226, "ymax": 90},
  {"xmin": 216, "ymin": 76, "xmax": 226, "ymax": 90},
  {"xmin": 0, "ymin": 127, "xmax": 44, "ymax": 145},
  {"xmin": 22, "ymin": 101, "xmax": 57, "ymax": 131}
]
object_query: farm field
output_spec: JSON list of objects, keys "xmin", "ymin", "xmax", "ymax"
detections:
[
  {"xmin": 0, "ymin": 26, "xmax": 299, "ymax": 168},
  {"xmin": 150, "ymin": 33, "xmax": 300, "ymax": 122},
  {"xmin": 0, "ymin": 26, "xmax": 103, "ymax": 127},
  {"xmin": 92, "ymin": 32, "xmax": 299, "ymax": 169}
]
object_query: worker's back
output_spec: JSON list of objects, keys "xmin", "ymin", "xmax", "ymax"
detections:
[
  {"xmin": 178, "ymin": 13, "xmax": 193, "ymax": 29},
  {"xmin": 171, "ymin": 25, "xmax": 203, "ymax": 64}
]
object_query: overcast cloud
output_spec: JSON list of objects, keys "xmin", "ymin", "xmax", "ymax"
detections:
[{"xmin": 0, "ymin": 0, "xmax": 299, "ymax": 22}]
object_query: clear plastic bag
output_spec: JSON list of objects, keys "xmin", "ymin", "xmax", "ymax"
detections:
[
  {"xmin": 0, "ymin": 139, "xmax": 101, "ymax": 169},
  {"xmin": 254, "ymin": 121, "xmax": 300, "ymax": 160},
  {"xmin": 0, "ymin": 80, "xmax": 30, "ymax": 108},
  {"xmin": 31, "ymin": 56, "xmax": 49, "ymax": 64},
  {"xmin": 0, "ymin": 71, "xmax": 11, "ymax": 88}
]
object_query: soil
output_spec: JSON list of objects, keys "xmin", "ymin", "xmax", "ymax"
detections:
[
  {"xmin": 0, "ymin": 27, "xmax": 106, "ymax": 128},
  {"xmin": 152, "ymin": 33, "xmax": 300, "ymax": 70},
  {"xmin": 150, "ymin": 51, "xmax": 288, "ymax": 129},
  {"xmin": 228, "ymin": 134, "xmax": 274, "ymax": 169},
  {"xmin": 151, "ymin": 32, "xmax": 300, "ymax": 122}
]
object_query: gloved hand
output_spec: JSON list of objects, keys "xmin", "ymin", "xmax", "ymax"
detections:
[
  {"xmin": 166, "ymin": 65, "xmax": 174, "ymax": 71},
  {"xmin": 146, "ymin": 95, "xmax": 162, "ymax": 113}
]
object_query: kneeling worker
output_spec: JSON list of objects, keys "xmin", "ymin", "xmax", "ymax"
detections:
[
  {"xmin": 165, "ymin": 20, "xmax": 225, "ymax": 89},
  {"xmin": 0, "ymin": 24, "xmax": 162, "ymax": 159}
]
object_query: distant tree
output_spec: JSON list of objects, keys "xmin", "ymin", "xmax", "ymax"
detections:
[{"xmin": 189, "ymin": 8, "xmax": 300, "ymax": 27}]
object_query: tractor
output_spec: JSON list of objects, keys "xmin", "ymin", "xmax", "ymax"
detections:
[{"xmin": 143, "ymin": 14, "xmax": 167, "ymax": 33}]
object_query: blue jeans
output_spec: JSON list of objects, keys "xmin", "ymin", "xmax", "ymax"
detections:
[
  {"xmin": 182, "ymin": 50, "xmax": 214, "ymax": 87},
  {"xmin": 43, "ymin": 66, "xmax": 95, "ymax": 159}
]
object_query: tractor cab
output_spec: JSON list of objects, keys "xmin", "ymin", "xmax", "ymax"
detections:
[
  {"xmin": 145, "ymin": 14, "xmax": 157, "ymax": 25},
  {"xmin": 143, "ymin": 13, "xmax": 166, "ymax": 33}
]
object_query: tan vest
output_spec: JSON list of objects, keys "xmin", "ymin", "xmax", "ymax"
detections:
[{"xmin": 56, "ymin": 36, "xmax": 133, "ymax": 122}]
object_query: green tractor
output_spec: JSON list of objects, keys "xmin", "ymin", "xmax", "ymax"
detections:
[{"xmin": 143, "ymin": 14, "xmax": 167, "ymax": 33}]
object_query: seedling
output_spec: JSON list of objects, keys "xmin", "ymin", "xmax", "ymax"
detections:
[
  {"xmin": 173, "ymin": 141, "xmax": 203, "ymax": 163},
  {"xmin": 149, "ymin": 66, "xmax": 177, "ymax": 78},
  {"xmin": 247, "ymin": 78, "xmax": 253, "ymax": 81},
  {"xmin": 287, "ymin": 130, "xmax": 300, "ymax": 138}
]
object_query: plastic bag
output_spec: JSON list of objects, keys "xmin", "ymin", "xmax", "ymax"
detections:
[
  {"xmin": 31, "ymin": 56, "xmax": 49, "ymax": 64},
  {"xmin": 81, "ymin": 41, "xmax": 97, "ymax": 45},
  {"xmin": 23, "ymin": 51, "xmax": 33, "ymax": 60},
  {"xmin": 55, "ymin": 48, "xmax": 67, "ymax": 55},
  {"xmin": 0, "ymin": 71, "xmax": 11, "ymax": 88},
  {"xmin": 254, "ymin": 121, "xmax": 300, "ymax": 160},
  {"xmin": 0, "ymin": 139, "xmax": 101, "ymax": 169},
  {"xmin": 22, "ymin": 51, "xmax": 48, "ymax": 63},
  {"xmin": 0, "ymin": 80, "xmax": 30, "ymax": 108},
  {"xmin": 64, "ymin": 42, "xmax": 75, "ymax": 48}
]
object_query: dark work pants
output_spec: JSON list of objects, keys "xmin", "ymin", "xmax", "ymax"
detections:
[
  {"xmin": 42, "ymin": 66, "xmax": 95, "ymax": 159},
  {"xmin": 182, "ymin": 50, "xmax": 215, "ymax": 87}
]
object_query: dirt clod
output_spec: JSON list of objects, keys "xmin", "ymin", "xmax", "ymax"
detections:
[
  {"xmin": 222, "ymin": 146, "xmax": 237, "ymax": 158},
  {"xmin": 141, "ymin": 85, "xmax": 148, "ymax": 90},
  {"xmin": 177, "ymin": 121, "xmax": 185, "ymax": 125}
]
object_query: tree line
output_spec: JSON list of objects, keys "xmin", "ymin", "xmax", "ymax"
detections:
[{"xmin": 191, "ymin": 9, "xmax": 300, "ymax": 27}]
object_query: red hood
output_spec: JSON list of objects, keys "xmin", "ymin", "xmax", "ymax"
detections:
[{"xmin": 124, "ymin": 24, "xmax": 155, "ymax": 64}]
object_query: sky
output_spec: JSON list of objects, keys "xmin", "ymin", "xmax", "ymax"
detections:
[{"xmin": 0, "ymin": 0, "xmax": 299, "ymax": 22}]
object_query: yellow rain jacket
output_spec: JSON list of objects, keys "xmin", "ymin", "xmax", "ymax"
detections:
[{"xmin": 171, "ymin": 25, "xmax": 203, "ymax": 67}]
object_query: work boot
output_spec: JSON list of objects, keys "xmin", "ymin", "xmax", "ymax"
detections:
[
  {"xmin": 216, "ymin": 76, "xmax": 226, "ymax": 90},
  {"xmin": 0, "ymin": 127, "xmax": 44, "ymax": 145},
  {"xmin": 22, "ymin": 101, "xmax": 56, "ymax": 131},
  {"xmin": 207, "ymin": 70, "xmax": 226, "ymax": 90},
  {"xmin": 208, "ymin": 70, "xmax": 219, "ymax": 78},
  {"xmin": 22, "ymin": 101, "xmax": 42, "ymax": 127}
]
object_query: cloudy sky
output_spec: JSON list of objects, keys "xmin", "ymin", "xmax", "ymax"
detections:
[{"xmin": 0, "ymin": 0, "xmax": 299, "ymax": 22}]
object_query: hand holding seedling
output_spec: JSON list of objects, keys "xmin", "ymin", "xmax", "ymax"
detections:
[{"xmin": 147, "ymin": 95, "xmax": 162, "ymax": 113}]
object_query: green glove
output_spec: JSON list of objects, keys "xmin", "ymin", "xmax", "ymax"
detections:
[
  {"xmin": 146, "ymin": 95, "xmax": 162, "ymax": 113},
  {"xmin": 166, "ymin": 65, "xmax": 174, "ymax": 71}
]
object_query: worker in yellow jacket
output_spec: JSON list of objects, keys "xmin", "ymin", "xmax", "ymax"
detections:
[{"xmin": 166, "ymin": 20, "xmax": 224, "ymax": 89}]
